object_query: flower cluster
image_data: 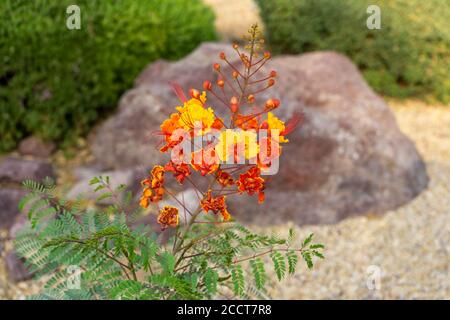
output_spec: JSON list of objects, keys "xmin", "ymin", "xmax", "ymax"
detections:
[{"xmin": 140, "ymin": 25, "xmax": 301, "ymax": 230}]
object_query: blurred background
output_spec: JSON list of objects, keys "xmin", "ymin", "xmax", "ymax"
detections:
[{"xmin": 0, "ymin": 0, "xmax": 448, "ymax": 299}]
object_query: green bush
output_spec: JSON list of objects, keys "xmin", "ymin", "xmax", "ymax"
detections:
[
  {"xmin": 0, "ymin": 0, "xmax": 217, "ymax": 152},
  {"xmin": 256, "ymin": 0, "xmax": 450, "ymax": 103}
]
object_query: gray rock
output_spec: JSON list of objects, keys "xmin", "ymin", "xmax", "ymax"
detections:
[
  {"xmin": 67, "ymin": 168, "xmax": 142, "ymax": 204},
  {"xmin": 0, "ymin": 157, "xmax": 55, "ymax": 185},
  {"xmin": 18, "ymin": 136, "xmax": 56, "ymax": 158},
  {"xmin": 88, "ymin": 43, "xmax": 429, "ymax": 225},
  {"xmin": 0, "ymin": 189, "xmax": 28, "ymax": 229},
  {"xmin": 89, "ymin": 91, "xmax": 169, "ymax": 170}
]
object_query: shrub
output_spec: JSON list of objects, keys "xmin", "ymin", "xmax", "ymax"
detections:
[
  {"xmin": 256, "ymin": 0, "xmax": 450, "ymax": 103},
  {"xmin": 15, "ymin": 27, "xmax": 325, "ymax": 300},
  {"xmin": 0, "ymin": 0, "xmax": 217, "ymax": 153}
]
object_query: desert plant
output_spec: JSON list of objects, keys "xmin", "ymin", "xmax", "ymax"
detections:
[
  {"xmin": 15, "ymin": 26, "xmax": 324, "ymax": 300},
  {"xmin": 0, "ymin": 0, "xmax": 217, "ymax": 152},
  {"xmin": 256, "ymin": 0, "xmax": 450, "ymax": 103}
]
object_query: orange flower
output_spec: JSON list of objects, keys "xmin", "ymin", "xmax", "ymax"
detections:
[
  {"xmin": 211, "ymin": 118, "xmax": 224, "ymax": 130},
  {"xmin": 140, "ymin": 165, "xmax": 165, "ymax": 207},
  {"xmin": 236, "ymin": 166, "xmax": 265, "ymax": 203},
  {"xmin": 160, "ymin": 113, "xmax": 184, "ymax": 152},
  {"xmin": 216, "ymin": 170, "xmax": 234, "ymax": 187},
  {"xmin": 157, "ymin": 206, "xmax": 179, "ymax": 230},
  {"xmin": 191, "ymin": 147, "xmax": 219, "ymax": 176},
  {"xmin": 234, "ymin": 114, "xmax": 259, "ymax": 131},
  {"xmin": 164, "ymin": 161, "xmax": 191, "ymax": 184},
  {"xmin": 200, "ymin": 190, "xmax": 231, "ymax": 221}
]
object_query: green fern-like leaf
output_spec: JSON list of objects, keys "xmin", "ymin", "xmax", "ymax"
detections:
[
  {"xmin": 286, "ymin": 250, "xmax": 298, "ymax": 274},
  {"xmin": 270, "ymin": 251, "xmax": 286, "ymax": 281},
  {"xmin": 204, "ymin": 268, "xmax": 218, "ymax": 295},
  {"xmin": 231, "ymin": 265, "xmax": 245, "ymax": 297},
  {"xmin": 250, "ymin": 258, "xmax": 266, "ymax": 290}
]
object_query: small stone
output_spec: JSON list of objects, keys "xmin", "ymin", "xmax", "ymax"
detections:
[
  {"xmin": 0, "ymin": 157, "xmax": 55, "ymax": 185},
  {"xmin": 18, "ymin": 136, "xmax": 56, "ymax": 158},
  {"xmin": 5, "ymin": 252, "xmax": 33, "ymax": 282},
  {"xmin": 0, "ymin": 189, "xmax": 28, "ymax": 229}
]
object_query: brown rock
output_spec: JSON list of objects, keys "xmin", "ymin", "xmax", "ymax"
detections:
[
  {"xmin": 89, "ymin": 92, "xmax": 169, "ymax": 170},
  {"xmin": 18, "ymin": 136, "xmax": 56, "ymax": 158},
  {"xmin": 0, "ymin": 157, "xmax": 55, "ymax": 185},
  {"xmin": 89, "ymin": 43, "xmax": 428, "ymax": 225}
]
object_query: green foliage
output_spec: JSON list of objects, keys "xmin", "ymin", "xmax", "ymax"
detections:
[
  {"xmin": 256, "ymin": 0, "xmax": 450, "ymax": 102},
  {"xmin": 16, "ymin": 177, "xmax": 325, "ymax": 299},
  {"xmin": 0, "ymin": 0, "xmax": 217, "ymax": 153}
]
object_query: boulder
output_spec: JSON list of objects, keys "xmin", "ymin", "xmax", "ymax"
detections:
[
  {"xmin": 89, "ymin": 43, "xmax": 428, "ymax": 225},
  {"xmin": 0, "ymin": 157, "xmax": 55, "ymax": 185},
  {"xmin": 89, "ymin": 91, "xmax": 169, "ymax": 170},
  {"xmin": 67, "ymin": 168, "xmax": 143, "ymax": 204}
]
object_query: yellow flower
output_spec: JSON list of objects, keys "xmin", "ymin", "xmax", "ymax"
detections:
[
  {"xmin": 215, "ymin": 129, "xmax": 259, "ymax": 162},
  {"xmin": 176, "ymin": 92, "xmax": 215, "ymax": 134},
  {"xmin": 267, "ymin": 112, "xmax": 288, "ymax": 143}
]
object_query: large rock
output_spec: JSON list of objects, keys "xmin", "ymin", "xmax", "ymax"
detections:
[
  {"xmin": 89, "ymin": 43, "xmax": 428, "ymax": 225},
  {"xmin": 67, "ymin": 168, "xmax": 143, "ymax": 204},
  {"xmin": 89, "ymin": 91, "xmax": 170, "ymax": 170},
  {"xmin": 0, "ymin": 157, "xmax": 54, "ymax": 184}
]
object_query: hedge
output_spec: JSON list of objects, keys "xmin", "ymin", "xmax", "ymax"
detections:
[
  {"xmin": 256, "ymin": 0, "xmax": 450, "ymax": 103},
  {"xmin": 0, "ymin": 0, "xmax": 217, "ymax": 152}
]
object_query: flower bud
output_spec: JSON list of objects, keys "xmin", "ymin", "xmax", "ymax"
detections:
[
  {"xmin": 270, "ymin": 70, "xmax": 277, "ymax": 78},
  {"xmin": 260, "ymin": 121, "xmax": 269, "ymax": 129},
  {"xmin": 203, "ymin": 80, "xmax": 212, "ymax": 91},
  {"xmin": 213, "ymin": 63, "xmax": 221, "ymax": 71},
  {"xmin": 217, "ymin": 79, "xmax": 224, "ymax": 88},
  {"xmin": 219, "ymin": 52, "xmax": 226, "ymax": 60},
  {"xmin": 232, "ymin": 43, "xmax": 239, "ymax": 50},
  {"xmin": 268, "ymin": 79, "xmax": 275, "ymax": 87},
  {"xmin": 265, "ymin": 98, "xmax": 280, "ymax": 110},
  {"xmin": 232, "ymin": 71, "xmax": 239, "ymax": 78},
  {"xmin": 264, "ymin": 51, "xmax": 271, "ymax": 59},
  {"xmin": 247, "ymin": 94, "xmax": 255, "ymax": 103},
  {"xmin": 230, "ymin": 96, "xmax": 239, "ymax": 113},
  {"xmin": 189, "ymin": 88, "xmax": 200, "ymax": 99}
]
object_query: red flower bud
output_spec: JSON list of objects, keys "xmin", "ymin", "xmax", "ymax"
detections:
[
  {"xmin": 189, "ymin": 88, "xmax": 200, "ymax": 99},
  {"xmin": 217, "ymin": 79, "xmax": 224, "ymax": 88},
  {"xmin": 219, "ymin": 52, "xmax": 226, "ymax": 60},
  {"xmin": 265, "ymin": 98, "xmax": 280, "ymax": 110},
  {"xmin": 232, "ymin": 71, "xmax": 239, "ymax": 78},
  {"xmin": 260, "ymin": 121, "xmax": 269, "ymax": 129},
  {"xmin": 230, "ymin": 96, "xmax": 238, "ymax": 113},
  {"xmin": 203, "ymin": 80, "xmax": 212, "ymax": 91},
  {"xmin": 270, "ymin": 70, "xmax": 277, "ymax": 78},
  {"xmin": 268, "ymin": 79, "xmax": 275, "ymax": 87},
  {"xmin": 247, "ymin": 94, "xmax": 255, "ymax": 103},
  {"xmin": 213, "ymin": 63, "xmax": 221, "ymax": 71},
  {"xmin": 264, "ymin": 51, "xmax": 271, "ymax": 59}
]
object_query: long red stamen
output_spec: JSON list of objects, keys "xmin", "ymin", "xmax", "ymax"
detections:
[
  {"xmin": 281, "ymin": 112, "xmax": 304, "ymax": 136},
  {"xmin": 171, "ymin": 82, "xmax": 187, "ymax": 103}
]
